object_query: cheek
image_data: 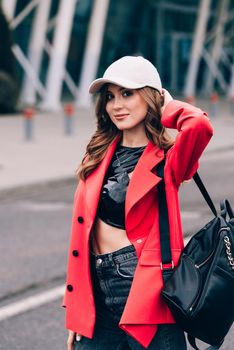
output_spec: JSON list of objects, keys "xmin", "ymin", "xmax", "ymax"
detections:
[
  {"xmin": 105, "ymin": 103, "xmax": 110, "ymax": 115},
  {"xmin": 105, "ymin": 104, "xmax": 116, "ymax": 123},
  {"xmin": 134, "ymin": 104, "xmax": 148, "ymax": 121},
  {"xmin": 105, "ymin": 100, "xmax": 114, "ymax": 111},
  {"xmin": 140, "ymin": 105, "xmax": 148, "ymax": 117},
  {"xmin": 129, "ymin": 97, "xmax": 148, "ymax": 117}
]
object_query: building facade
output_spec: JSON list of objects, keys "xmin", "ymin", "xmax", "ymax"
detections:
[{"xmin": 0, "ymin": 0, "xmax": 233, "ymax": 110}]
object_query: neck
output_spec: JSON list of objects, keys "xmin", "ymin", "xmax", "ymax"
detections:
[{"xmin": 121, "ymin": 125, "xmax": 148, "ymax": 148}]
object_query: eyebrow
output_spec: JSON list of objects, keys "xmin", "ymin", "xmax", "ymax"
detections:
[{"xmin": 106, "ymin": 87, "xmax": 127, "ymax": 93}]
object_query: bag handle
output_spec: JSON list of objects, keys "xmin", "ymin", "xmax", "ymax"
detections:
[{"xmin": 220, "ymin": 199, "xmax": 234, "ymax": 220}]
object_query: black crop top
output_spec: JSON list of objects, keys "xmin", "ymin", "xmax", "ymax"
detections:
[{"xmin": 97, "ymin": 143, "xmax": 145, "ymax": 229}]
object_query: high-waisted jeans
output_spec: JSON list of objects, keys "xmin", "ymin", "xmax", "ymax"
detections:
[{"xmin": 73, "ymin": 245, "xmax": 187, "ymax": 350}]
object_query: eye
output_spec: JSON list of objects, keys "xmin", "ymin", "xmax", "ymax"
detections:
[
  {"xmin": 122, "ymin": 89, "xmax": 133, "ymax": 97},
  {"xmin": 106, "ymin": 92, "xmax": 113, "ymax": 101}
]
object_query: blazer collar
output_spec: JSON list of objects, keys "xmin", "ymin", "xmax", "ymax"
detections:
[
  {"xmin": 125, "ymin": 141, "xmax": 164, "ymax": 221},
  {"xmin": 85, "ymin": 135, "xmax": 164, "ymax": 222}
]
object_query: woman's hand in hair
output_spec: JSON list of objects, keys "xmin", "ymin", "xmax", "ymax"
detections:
[
  {"xmin": 161, "ymin": 89, "xmax": 173, "ymax": 113},
  {"xmin": 67, "ymin": 330, "xmax": 82, "ymax": 350}
]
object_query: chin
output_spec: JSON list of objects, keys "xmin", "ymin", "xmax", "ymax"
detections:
[
  {"xmin": 114, "ymin": 122, "xmax": 137, "ymax": 131},
  {"xmin": 116, "ymin": 125, "xmax": 134, "ymax": 131}
]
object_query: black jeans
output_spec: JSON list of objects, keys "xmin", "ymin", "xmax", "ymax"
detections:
[{"xmin": 73, "ymin": 245, "xmax": 187, "ymax": 350}]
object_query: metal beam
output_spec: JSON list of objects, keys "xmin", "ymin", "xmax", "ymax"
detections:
[
  {"xmin": 44, "ymin": 39, "xmax": 77, "ymax": 97},
  {"xmin": 204, "ymin": 0, "xmax": 229, "ymax": 93},
  {"xmin": 76, "ymin": 0, "xmax": 110, "ymax": 108},
  {"xmin": 205, "ymin": 9, "xmax": 234, "ymax": 45},
  {"xmin": 155, "ymin": 1, "xmax": 163, "ymax": 76},
  {"xmin": 202, "ymin": 48, "xmax": 227, "ymax": 91},
  {"xmin": 220, "ymin": 50, "xmax": 232, "ymax": 69},
  {"xmin": 157, "ymin": 1, "xmax": 198, "ymax": 14},
  {"xmin": 41, "ymin": 0, "xmax": 77, "ymax": 110},
  {"xmin": 184, "ymin": 0, "xmax": 211, "ymax": 97},
  {"xmin": 12, "ymin": 44, "xmax": 46, "ymax": 98},
  {"xmin": 2, "ymin": 0, "xmax": 17, "ymax": 20},
  {"xmin": 21, "ymin": 0, "xmax": 52, "ymax": 105},
  {"xmin": 10, "ymin": 0, "xmax": 40, "ymax": 30}
]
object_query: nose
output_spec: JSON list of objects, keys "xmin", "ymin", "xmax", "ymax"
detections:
[{"xmin": 113, "ymin": 95, "xmax": 123, "ymax": 110}]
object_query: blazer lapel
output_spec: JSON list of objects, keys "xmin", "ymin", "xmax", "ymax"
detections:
[
  {"xmin": 125, "ymin": 142, "xmax": 164, "ymax": 221},
  {"xmin": 85, "ymin": 135, "xmax": 120, "ymax": 219},
  {"xmin": 85, "ymin": 136, "xmax": 165, "ymax": 225}
]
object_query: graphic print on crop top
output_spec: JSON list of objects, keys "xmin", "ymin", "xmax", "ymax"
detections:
[{"xmin": 97, "ymin": 143, "xmax": 146, "ymax": 229}]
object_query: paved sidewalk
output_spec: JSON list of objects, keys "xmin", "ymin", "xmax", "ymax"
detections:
[
  {"xmin": 0, "ymin": 107, "xmax": 96, "ymax": 192},
  {"xmin": 0, "ymin": 99, "xmax": 233, "ymax": 193}
]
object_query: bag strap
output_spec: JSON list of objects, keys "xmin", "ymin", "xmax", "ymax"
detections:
[
  {"xmin": 157, "ymin": 160, "xmax": 219, "ymax": 349},
  {"xmin": 193, "ymin": 172, "xmax": 217, "ymax": 217},
  {"xmin": 156, "ymin": 160, "xmax": 217, "ymax": 270},
  {"xmin": 157, "ymin": 159, "xmax": 173, "ymax": 267}
]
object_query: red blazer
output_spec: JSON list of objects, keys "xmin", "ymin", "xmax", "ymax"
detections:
[{"xmin": 62, "ymin": 100, "xmax": 213, "ymax": 348}]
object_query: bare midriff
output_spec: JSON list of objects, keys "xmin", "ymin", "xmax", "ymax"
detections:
[
  {"xmin": 90, "ymin": 217, "xmax": 132, "ymax": 255},
  {"xmin": 90, "ymin": 171, "xmax": 133, "ymax": 255}
]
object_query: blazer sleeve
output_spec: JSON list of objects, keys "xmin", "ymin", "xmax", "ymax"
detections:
[{"xmin": 161, "ymin": 100, "xmax": 214, "ymax": 187}]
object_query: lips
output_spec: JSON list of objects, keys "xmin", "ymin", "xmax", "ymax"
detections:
[{"xmin": 114, "ymin": 114, "xmax": 129, "ymax": 120}]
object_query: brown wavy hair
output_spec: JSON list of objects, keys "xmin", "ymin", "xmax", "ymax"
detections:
[{"xmin": 76, "ymin": 86, "xmax": 174, "ymax": 180}]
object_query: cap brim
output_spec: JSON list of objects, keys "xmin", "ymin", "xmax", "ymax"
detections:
[{"xmin": 89, "ymin": 77, "xmax": 145, "ymax": 94}]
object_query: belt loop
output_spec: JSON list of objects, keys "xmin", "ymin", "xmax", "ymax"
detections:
[{"xmin": 108, "ymin": 253, "xmax": 112, "ymax": 263}]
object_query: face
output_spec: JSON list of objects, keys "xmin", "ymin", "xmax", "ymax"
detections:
[{"xmin": 105, "ymin": 84, "xmax": 148, "ymax": 131}]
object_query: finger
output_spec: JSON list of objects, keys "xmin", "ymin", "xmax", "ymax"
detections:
[
  {"xmin": 67, "ymin": 337, "xmax": 73, "ymax": 350},
  {"xmin": 67, "ymin": 338, "xmax": 73, "ymax": 350},
  {"xmin": 67, "ymin": 331, "xmax": 75, "ymax": 350}
]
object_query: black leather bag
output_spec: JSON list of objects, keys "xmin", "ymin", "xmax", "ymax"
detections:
[{"xmin": 157, "ymin": 164, "xmax": 234, "ymax": 350}]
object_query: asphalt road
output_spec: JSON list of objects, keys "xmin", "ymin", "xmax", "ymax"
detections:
[{"xmin": 0, "ymin": 149, "xmax": 233, "ymax": 350}]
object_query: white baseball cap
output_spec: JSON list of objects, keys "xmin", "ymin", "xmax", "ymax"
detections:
[{"xmin": 89, "ymin": 56, "xmax": 162, "ymax": 94}]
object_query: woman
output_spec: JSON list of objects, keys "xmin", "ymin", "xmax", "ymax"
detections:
[{"xmin": 63, "ymin": 56, "xmax": 213, "ymax": 350}]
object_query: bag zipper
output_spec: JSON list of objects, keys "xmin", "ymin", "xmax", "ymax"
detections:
[
  {"xmin": 195, "ymin": 227, "xmax": 231, "ymax": 269},
  {"xmin": 194, "ymin": 251, "xmax": 214, "ymax": 269}
]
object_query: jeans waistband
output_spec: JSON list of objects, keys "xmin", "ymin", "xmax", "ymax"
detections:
[{"xmin": 90, "ymin": 244, "xmax": 136, "ymax": 266}]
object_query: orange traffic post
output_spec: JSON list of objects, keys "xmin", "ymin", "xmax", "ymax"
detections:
[
  {"xmin": 23, "ymin": 107, "xmax": 35, "ymax": 140},
  {"xmin": 209, "ymin": 92, "xmax": 219, "ymax": 118},
  {"xmin": 64, "ymin": 103, "xmax": 74, "ymax": 135}
]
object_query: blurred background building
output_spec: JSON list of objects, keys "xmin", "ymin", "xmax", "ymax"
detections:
[{"xmin": 0, "ymin": 0, "xmax": 233, "ymax": 112}]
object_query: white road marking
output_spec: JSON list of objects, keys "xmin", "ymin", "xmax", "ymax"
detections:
[
  {"xmin": 0, "ymin": 285, "xmax": 65, "ymax": 322},
  {"xmin": 19, "ymin": 201, "xmax": 70, "ymax": 211}
]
